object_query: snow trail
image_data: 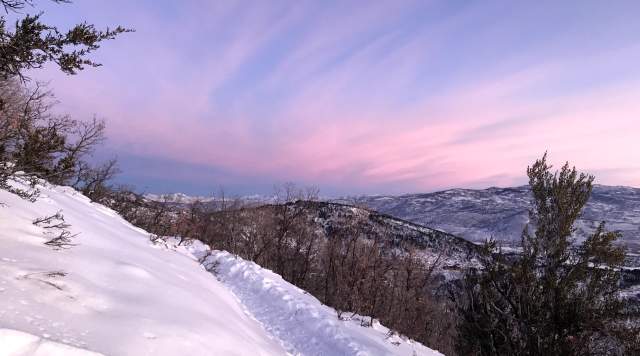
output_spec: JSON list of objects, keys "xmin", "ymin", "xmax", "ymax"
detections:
[{"xmin": 179, "ymin": 242, "xmax": 443, "ymax": 356}]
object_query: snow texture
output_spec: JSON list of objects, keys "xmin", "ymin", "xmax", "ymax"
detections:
[{"xmin": 0, "ymin": 328, "xmax": 103, "ymax": 356}]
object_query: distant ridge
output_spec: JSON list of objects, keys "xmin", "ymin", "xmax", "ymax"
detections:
[{"xmin": 348, "ymin": 184, "xmax": 640, "ymax": 264}]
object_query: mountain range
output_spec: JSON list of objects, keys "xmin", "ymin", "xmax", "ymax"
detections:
[
  {"xmin": 347, "ymin": 185, "xmax": 640, "ymax": 259},
  {"xmin": 146, "ymin": 185, "xmax": 640, "ymax": 265}
]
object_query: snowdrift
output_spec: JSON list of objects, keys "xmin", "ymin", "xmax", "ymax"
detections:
[{"xmin": 0, "ymin": 178, "xmax": 442, "ymax": 356}]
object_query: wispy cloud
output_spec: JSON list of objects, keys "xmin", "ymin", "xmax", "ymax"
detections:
[{"xmin": 34, "ymin": 0, "xmax": 640, "ymax": 194}]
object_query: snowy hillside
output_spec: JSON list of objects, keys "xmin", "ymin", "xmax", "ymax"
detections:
[
  {"xmin": 350, "ymin": 185, "xmax": 640, "ymax": 261},
  {"xmin": 0, "ymin": 178, "xmax": 442, "ymax": 356},
  {"xmin": 0, "ymin": 180, "xmax": 286, "ymax": 355},
  {"xmin": 279, "ymin": 201, "xmax": 480, "ymax": 270}
]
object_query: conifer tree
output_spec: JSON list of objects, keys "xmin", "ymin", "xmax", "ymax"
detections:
[
  {"xmin": 455, "ymin": 154, "xmax": 635, "ymax": 356},
  {"xmin": 0, "ymin": 0, "xmax": 129, "ymax": 198},
  {"xmin": 0, "ymin": 0, "xmax": 131, "ymax": 82}
]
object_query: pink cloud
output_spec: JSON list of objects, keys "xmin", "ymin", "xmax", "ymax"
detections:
[{"xmin": 33, "ymin": 0, "xmax": 640, "ymax": 193}]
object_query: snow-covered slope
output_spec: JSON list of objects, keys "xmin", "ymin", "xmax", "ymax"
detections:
[
  {"xmin": 0, "ymin": 178, "xmax": 442, "ymax": 356},
  {"xmin": 0, "ymin": 328, "xmax": 104, "ymax": 356},
  {"xmin": 0, "ymin": 180, "xmax": 286, "ymax": 355},
  {"xmin": 351, "ymin": 185, "xmax": 640, "ymax": 303},
  {"xmin": 351, "ymin": 185, "xmax": 640, "ymax": 260}
]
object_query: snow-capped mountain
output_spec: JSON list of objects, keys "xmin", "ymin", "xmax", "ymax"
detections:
[
  {"xmin": 143, "ymin": 193, "xmax": 274, "ymax": 205},
  {"xmin": 143, "ymin": 192, "xmax": 217, "ymax": 204},
  {"xmin": 348, "ymin": 185, "xmax": 640, "ymax": 262}
]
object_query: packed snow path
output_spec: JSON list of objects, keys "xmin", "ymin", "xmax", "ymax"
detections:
[{"xmin": 179, "ymin": 243, "xmax": 442, "ymax": 356}]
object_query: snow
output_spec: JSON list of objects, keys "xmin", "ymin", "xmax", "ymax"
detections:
[
  {"xmin": 0, "ymin": 177, "xmax": 443, "ymax": 356},
  {"xmin": 0, "ymin": 328, "xmax": 103, "ymax": 356},
  {"xmin": 0, "ymin": 179, "xmax": 285, "ymax": 356},
  {"xmin": 177, "ymin": 243, "xmax": 442, "ymax": 356},
  {"xmin": 143, "ymin": 192, "xmax": 216, "ymax": 204},
  {"xmin": 353, "ymin": 185, "xmax": 640, "ymax": 266}
]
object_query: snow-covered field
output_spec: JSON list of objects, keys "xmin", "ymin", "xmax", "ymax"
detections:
[{"xmin": 0, "ymin": 178, "xmax": 442, "ymax": 356}]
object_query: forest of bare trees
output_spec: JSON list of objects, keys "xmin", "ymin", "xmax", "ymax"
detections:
[{"xmin": 0, "ymin": 78, "xmax": 119, "ymax": 201}]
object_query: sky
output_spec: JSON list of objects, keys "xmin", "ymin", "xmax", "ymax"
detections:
[{"xmin": 24, "ymin": 0, "xmax": 640, "ymax": 196}]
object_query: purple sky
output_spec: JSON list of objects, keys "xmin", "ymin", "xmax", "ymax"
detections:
[{"xmin": 30, "ymin": 0, "xmax": 640, "ymax": 196}]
